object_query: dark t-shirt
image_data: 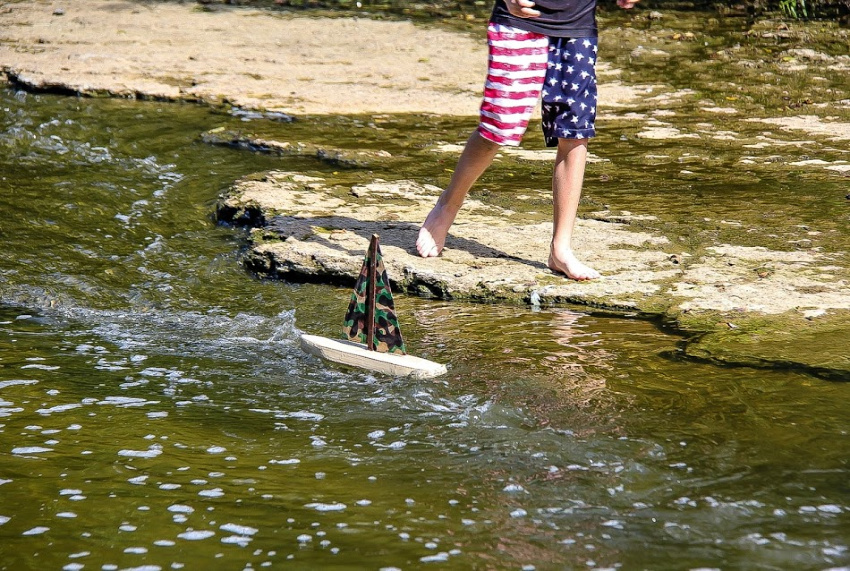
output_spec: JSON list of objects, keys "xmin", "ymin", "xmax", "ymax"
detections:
[{"xmin": 490, "ymin": 0, "xmax": 598, "ymax": 37}]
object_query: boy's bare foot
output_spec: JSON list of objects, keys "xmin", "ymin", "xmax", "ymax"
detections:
[
  {"xmin": 548, "ymin": 248, "xmax": 601, "ymax": 281},
  {"xmin": 416, "ymin": 203, "xmax": 456, "ymax": 258}
]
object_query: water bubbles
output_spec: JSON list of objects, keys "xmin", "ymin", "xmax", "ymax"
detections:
[
  {"xmin": 297, "ymin": 534, "xmax": 312, "ymax": 543},
  {"xmin": 502, "ymin": 483, "xmax": 526, "ymax": 493},
  {"xmin": 154, "ymin": 540, "xmax": 176, "ymax": 547},
  {"xmin": 206, "ymin": 446, "xmax": 226, "ymax": 454},
  {"xmin": 167, "ymin": 505, "xmax": 194, "ymax": 514},
  {"xmin": 22, "ymin": 526, "xmax": 49, "ymax": 536},
  {"xmin": 356, "ymin": 499, "xmax": 372, "ymax": 506},
  {"xmin": 221, "ymin": 523, "xmax": 258, "ymax": 536},
  {"xmin": 128, "ymin": 475, "xmax": 149, "ymax": 485},
  {"xmin": 368, "ymin": 430, "xmax": 386, "ymax": 440},
  {"xmin": 177, "ymin": 530, "xmax": 215, "ymax": 540},
  {"xmin": 199, "ymin": 488, "xmax": 225, "ymax": 498},
  {"xmin": 0, "ymin": 515, "xmax": 10, "ymax": 525},
  {"xmin": 118, "ymin": 445, "xmax": 162, "ymax": 458},
  {"xmin": 11, "ymin": 446, "xmax": 53, "ymax": 455},
  {"xmin": 304, "ymin": 502, "xmax": 346, "ymax": 512}
]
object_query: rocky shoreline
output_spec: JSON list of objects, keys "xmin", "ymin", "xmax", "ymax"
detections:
[{"xmin": 2, "ymin": 0, "xmax": 849, "ymax": 379}]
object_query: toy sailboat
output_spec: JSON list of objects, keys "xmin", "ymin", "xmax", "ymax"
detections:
[{"xmin": 300, "ymin": 234, "xmax": 447, "ymax": 378}]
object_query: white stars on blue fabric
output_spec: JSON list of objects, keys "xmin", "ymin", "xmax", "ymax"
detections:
[{"xmin": 540, "ymin": 36, "xmax": 598, "ymax": 146}]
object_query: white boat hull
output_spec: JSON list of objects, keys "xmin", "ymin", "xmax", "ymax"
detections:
[{"xmin": 300, "ymin": 334, "xmax": 447, "ymax": 379}]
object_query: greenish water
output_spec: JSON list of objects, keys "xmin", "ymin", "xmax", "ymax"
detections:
[{"xmin": 0, "ymin": 82, "xmax": 848, "ymax": 571}]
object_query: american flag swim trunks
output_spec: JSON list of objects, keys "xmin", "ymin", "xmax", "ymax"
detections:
[{"xmin": 477, "ymin": 22, "xmax": 598, "ymax": 147}]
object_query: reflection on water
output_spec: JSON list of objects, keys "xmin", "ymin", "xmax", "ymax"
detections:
[{"xmin": 0, "ymin": 88, "xmax": 848, "ymax": 569}]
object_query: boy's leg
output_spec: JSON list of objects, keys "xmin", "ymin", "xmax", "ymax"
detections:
[
  {"xmin": 541, "ymin": 36, "xmax": 600, "ymax": 280},
  {"xmin": 548, "ymin": 138, "xmax": 600, "ymax": 280},
  {"xmin": 416, "ymin": 131, "xmax": 500, "ymax": 258},
  {"xmin": 416, "ymin": 23, "xmax": 549, "ymax": 258}
]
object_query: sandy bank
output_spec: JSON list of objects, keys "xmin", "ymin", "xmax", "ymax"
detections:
[{"xmin": 0, "ymin": 0, "xmax": 639, "ymax": 115}]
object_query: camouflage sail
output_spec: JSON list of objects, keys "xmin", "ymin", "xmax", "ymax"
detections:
[{"xmin": 343, "ymin": 235, "xmax": 406, "ymax": 354}]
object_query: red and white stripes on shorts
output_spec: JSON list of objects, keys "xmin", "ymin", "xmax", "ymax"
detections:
[{"xmin": 477, "ymin": 23, "xmax": 549, "ymax": 147}]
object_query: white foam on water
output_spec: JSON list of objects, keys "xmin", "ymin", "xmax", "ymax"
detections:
[
  {"xmin": 177, "ymin": 530, "xmax": 215, "ymax": 540},
  {"xmin": 206, "ymin": 446, "xmax": 226, "ymax": 454},
  {"xmin": 60, "ymin": 488, "xmax": 83, "ymax": 495},
  {"xmin": 147, "ymin": 411, "xmax": 168, "ymax": 418},
  {"xmin": 99, "ymin": 396, "xmax": 158, "ymax": 407},
  {"xmin": 120, "ymin": 524, "xmax": 138, "ymax": 532},
  {"xmin": 68, "ymin": 551, "xmax": 89, "ymax": 558},
  {"xmin": 297, "ymin": 534, "xmax": 312, "ymax": 543},
  {"xmin": 118, "ymin": 445, "xmax": 162, "ymax": 458},
  {"xmin": 154, "ymin": 540, "xmax": 176, "ymax": 547},
  {"xmin": 160, "ymin": 484, "xmax": 181, "ymax": 490},
  {"xmin": 368, "ymin": 430, "xmax": 386, "ymax": 440},
  {"xmin": 0, "ymin": 515, "xmax": 10, "ymax": 525},
  {"xmin": 356, "ymin": 500, "xmax": 372, "ymax": 506},
  {"xmin": 281, "ymin": 411, "xmax": 325, "ymax": 422},
  {"xmin": 221, "ymin": 535, "xmax": 252, "ymax": 547},
  {"xmin": 304, "ymin": 502, "xmax": 346, "ymax": 512},
  {"xmin": 12, "ymin": 446, "xmax": 53, "ymax": 454},
  {"xmin": 128, "ymin": 476, "xmax": 148, "ymax": 485},
  {"xmin": 220, "ymin": 523, "xmax": 258, "ymax": 536},
  {"xmin": 23, "ymin": 526, "xmax": 49, "ymax": 535},
  {"xmin": 386, "ymin": 441, "xmax": 406, "ymax": 450},
  {"xmin": 510, "ymin": 509, "xmax": 528, "ymax": 518},
  {"xmin": 503, "ymin": 484, "xmax": 526, "ymax": 493},
  {"xmin": 0, "ymin": 478, "xmax": 12, "ymax": 485},
  {"xmin": 63, "ymin": 564, "xmax": 84, "ymax": 571},
  {"xmin": 124, "ymin": 547, "xmax": 148, "ymax": 554},
  {"xmin": 0, "ymin": 379, "xmax": 39, "ymax": 389},
  {"xmin": 817, "ymin": 505, "xmax": 842, "ymax": 514},
  {"xmin": 57, "ymin": 512, "xmax": 77, "ymax": 518},
  {"xmin": 269, "ymin": 458, "xmax": 300, "ymax": 465},
  {"xmin": 168, "ymin": 505, "xmax": 194, "ymax": 514},
  {"xmin": 420, "ymin": 552, "xmax": 450, "ymax": 563},
  {"xmin": 21, "ymin": 364, "xmax": 60, "ymax": 370},
  {"xmin": 199, "ymin": 488, "xmax": 224, "ymax": 498}
]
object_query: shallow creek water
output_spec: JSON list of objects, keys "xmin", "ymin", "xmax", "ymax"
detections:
[{"xmin": 0, "ymin": 86, "xmax": 848, "ymax": 571}]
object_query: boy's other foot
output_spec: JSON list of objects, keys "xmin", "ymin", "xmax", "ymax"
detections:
[
  {"xmin": 416, "ymin": 204, "xmax": 455, "ymax": 258},
  {"xmin": 548, "ymin": 249, "xmax": 601, "ymax": 281}
]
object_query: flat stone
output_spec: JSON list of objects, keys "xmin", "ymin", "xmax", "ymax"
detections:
[{"xmin": 218, "ymin": 170, "xmax": 850, "ymax": 378}]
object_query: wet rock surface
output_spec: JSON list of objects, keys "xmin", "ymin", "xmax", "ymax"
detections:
[{"xmin": 218, "ymin": 170, "xmax": 850, "ymax": 379}]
